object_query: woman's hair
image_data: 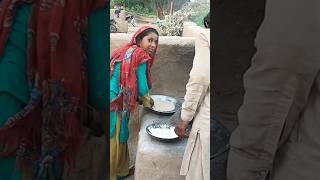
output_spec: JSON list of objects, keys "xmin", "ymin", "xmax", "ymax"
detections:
[
  {"xmin": 204, "ymin": 12, "xmax": 210, "ymax": 28},
  {"xmin": 135, "ymin": 28, "xmax": 159, "ymax": 44}
]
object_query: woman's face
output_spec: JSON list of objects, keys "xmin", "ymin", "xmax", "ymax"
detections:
[{"xmin": 138, "ymin": 32, "xmax": 158, "ymax": 55}]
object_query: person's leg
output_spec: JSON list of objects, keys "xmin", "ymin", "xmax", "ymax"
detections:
[
  {"xmin": 185, "ymin": 138, "xmax": 204, "ymax": 180},
  {"xmin": 116, "ymin": 113, "xmax": 130, "ymax": 178},
  {"xmin": 115, "ymin": 142, "xmax": 130, "ymax": 179},
  {"xmin": 110, "ymin": 112, "xmax": 130, "ymax": 180},
  {"xmin": 110, "ymin": 112, "xmax": 118, "ymax": 180}
]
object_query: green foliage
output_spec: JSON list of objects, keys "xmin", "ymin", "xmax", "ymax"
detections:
[
  {"xmin": 115, "ymin": 0, "xmax": 191, "ymax": 19},
  {"xmin": 126, "ymin": 4, "xmax": 156, "ymax": 16},
  {"xmin": 119, "ymin": 0, "xmax": 155, "ymax": 16},
  {"xmin": 111, "ymin": 0, "xmax": 209, "ymax": 35},
  {"xmin": 189, "ymin": 6, "xmax": 209, "ymax": 27},
  {"xmin": 157, "ymin": 2, "xmax": 209, "ymax": 36},
  {"xmin": 112, "ymin": 0, "xmax": 125, "ymax": 6}
]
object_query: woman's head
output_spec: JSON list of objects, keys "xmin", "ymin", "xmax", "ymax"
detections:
[
  {"xmin": 204, "ymin": 12, "xmax": 210, "ymax": 28},
  {"xmin": 135, "ymin": 28, "xmax": 159, "ymax": 56}
]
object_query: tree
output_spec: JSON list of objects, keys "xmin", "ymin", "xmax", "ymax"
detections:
[
  {"xmin": 122, "ymin": 0, "xmax": 190, "ymax": 19},
  {"xmin": 157, "ymin": 1, "xmax": 207, "ymax": 36},
  {"xmin": 154, "ymin": 0, "xmax": 166, "ymax": 19},
  {"xmin": 168, "ymin": 0, "xmax": 174, "ymax": 15},
  {"xmin": 112, "ymin": 0, "xmax": 125, "ymax": 6}
]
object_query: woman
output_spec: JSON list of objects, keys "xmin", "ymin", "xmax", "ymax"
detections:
[
  {"xmin": 174, "ymin": 12, "xmax": 210, "ymax": 180},
  {"xmin": 110, "ymin": 26, "xmax": 159, "ymax": 180},
  {"xmin": 0, "ymin": 0, "xmax": 107, "ymax": 179}
]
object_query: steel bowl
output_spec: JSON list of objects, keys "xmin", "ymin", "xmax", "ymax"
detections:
[
  {"xmin": 146, "ymin": 122, "xmax": 179, "ymax": 142},
  {"xmin": 146, "ymin": 95, "xmax": 181, "ymax": 115}
]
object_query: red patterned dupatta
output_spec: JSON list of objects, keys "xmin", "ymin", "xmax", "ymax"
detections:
[
  {"xmin": 0, "ymin": 0, "xmax": 105, "ymax": 173},
  {"xmin": 110, "ymin": 26, "xmax": 158, "ymax": 113}
]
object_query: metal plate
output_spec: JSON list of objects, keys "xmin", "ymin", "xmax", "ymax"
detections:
[
  {"xmin": 146, "ymin": 122, "xmax": 179, "ymax": 142},
  {"xmin": 146, "ymin": 95, "xmax": 181, "ymax": 115}
]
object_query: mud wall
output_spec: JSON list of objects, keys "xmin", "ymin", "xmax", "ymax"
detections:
[{"xmin": 111, "ymin": 34, "xmax": 195, "ymax": 98}]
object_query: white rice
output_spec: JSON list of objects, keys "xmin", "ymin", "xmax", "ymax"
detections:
[
  {"xmin": 152, "ymin": 100, "xmax": 175, "ymax": 112},
  {"xmin": 149, "ymin": 126, "xmax": 178, "ymax": 139}
]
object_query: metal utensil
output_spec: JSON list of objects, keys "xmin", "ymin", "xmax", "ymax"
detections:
[
  {"xmin": 146, "ymin": 95, "xmax": 181, "ymax": 115},
  {"xmin": 146, "ymin": 122, "xmax": 179, "ymax": 142}
]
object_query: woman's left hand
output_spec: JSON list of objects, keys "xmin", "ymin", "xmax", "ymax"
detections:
[{"xmin": 150, "ymin": 97, "xmax": 154, "ymax": 107}]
